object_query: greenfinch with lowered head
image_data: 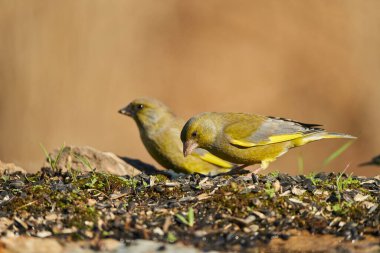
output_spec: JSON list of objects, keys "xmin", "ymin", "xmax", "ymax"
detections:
[
  {"xmin": 118, "ymin": 98, "xmax": 236, "ymax": 175},
  {"xmin": 181, "ymin": 112, "xmax": 356, "ymax": 172}
]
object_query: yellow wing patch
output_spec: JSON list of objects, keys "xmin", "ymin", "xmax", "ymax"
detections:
[
  {"xmin": 229, "ymin": 139, "xmax": 257, "ymax": 147},
  {"xmin": 193, "ymin": 153, "xmax": 233, "ymax": 168},
  {"xmin": 230, "ymin": 133, "xmax": 304, "ymax": 147},
  {"xmin": 268, "ymin": 133, "xmax": 304, "ymax": 143}
]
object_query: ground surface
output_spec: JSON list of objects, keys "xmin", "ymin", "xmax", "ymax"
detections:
[{"xmin": 0, "ymin": 168, "xmax": 379, "ymax": 252}]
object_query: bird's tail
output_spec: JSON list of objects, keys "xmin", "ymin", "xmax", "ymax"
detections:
[{"xmin": 293, "ymin": 131, "xmax": 356, "ymax": 146}]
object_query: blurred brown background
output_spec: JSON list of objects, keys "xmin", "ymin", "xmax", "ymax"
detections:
[{"xmin": 0, "ymin": 1, "xmax": 379, "ymax": 176}]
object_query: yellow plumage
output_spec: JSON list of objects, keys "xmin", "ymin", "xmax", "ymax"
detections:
[
  {"xmin": 119, "ymin": 98, "xmax": 236, "ymax": 175},
  {"xmin": 181, "ymin": 112, "xmax": 356, "ymax": 172}
]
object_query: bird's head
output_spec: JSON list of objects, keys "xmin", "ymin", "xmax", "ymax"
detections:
[
  {"xmin": 181, "ymin": 113, "xmax": 217, "ymax": 157},
  {"xmin": 118, "ymin": 98, "xmax": 173, "ymax": 129}
]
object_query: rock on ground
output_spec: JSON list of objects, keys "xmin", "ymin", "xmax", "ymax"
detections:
[
  {"xmin": 0, "ymin": 237, "xmax": 210, "ymax": 253},
  {"xmin": 0, "ymin": 161, "xmax": 26, "ymax": 175},
  {"xmin": 0, "ymin": 237, "xmax": 63, "ymax": 253},
  {"xmin": 43, "ymin": 145, "xmax": 140, "ymax": 176},
  {"xmin": 0, "ymin": 235, "xmax": 379, "ymax": 253}
]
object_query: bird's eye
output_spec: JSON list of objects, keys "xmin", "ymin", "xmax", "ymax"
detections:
[
  {"xmin": 136, "ymin": 104, "xmax": 144, "ymax": 110},
  {"xmin": 191, "ymin": 131, "xmax": 197, "ymax": 138}
]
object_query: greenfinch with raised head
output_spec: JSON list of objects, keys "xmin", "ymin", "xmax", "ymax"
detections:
[
  {"xmin": 181, "ymin": 112, "xmax": 356, "ymax": 172},
  {"xmin": 118, "ymin": 98, "xmax": 235, "ymax": 175}
]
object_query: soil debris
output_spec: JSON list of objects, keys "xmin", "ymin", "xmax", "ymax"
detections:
[{"xmin": 0, "ymin": 168, "xmax": 379, "ymax": 252}]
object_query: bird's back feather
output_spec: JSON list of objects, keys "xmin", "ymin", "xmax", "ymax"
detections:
[{"xmin": 223, "ymin": 114, "xmax": 327, "ymax": 148}]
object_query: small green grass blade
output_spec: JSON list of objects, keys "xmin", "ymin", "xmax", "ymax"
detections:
[
  {"xmin": 297, "ymin": 155, "xmax": 304, "ymax": 174},
  {"xmin": 167, "ymin": 232, "xmax": 177, "ymax": 243},
  {"xmin": 39, "ymin": 143, "xmax": 52, "ymax": 165},
  {"xmin": 175, "ymin": 213, "xmax": 189, "ymax": 226},
  {"xmin": 323, "ymin": 141, "xmax": 354, "ymax": 167},
  {"xmin": 74, "ymin": 154, "xmax": 93, "ymax": 170},
  {"xmin": 188, "ymin": 207, "xmax": 194, "ymax": 227},
  {"xmin": 52, "ymin": 144, "xmax": 66, "ymax": 169}
]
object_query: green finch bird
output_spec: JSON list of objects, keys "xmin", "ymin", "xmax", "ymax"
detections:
[
  {"xmin": 118, "ymin": 98, "xmax": 235, "ymax": 175},
  {"xmin": 181, "ymin": 112, "xmax": 356, "ymax": 172}
]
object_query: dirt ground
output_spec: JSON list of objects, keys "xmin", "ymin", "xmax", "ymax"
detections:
[{"xmin": 0, "ymin": 164, "xmax": 378, "ymax": 252}]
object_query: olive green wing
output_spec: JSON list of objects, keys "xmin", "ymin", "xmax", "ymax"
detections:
[{"xmin": 224, "ymin": 115, "xmax": 323, "ymax": 148}]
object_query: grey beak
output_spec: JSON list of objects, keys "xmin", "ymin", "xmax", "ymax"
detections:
[
  {"xmin": 118, "ymin": 105, "xmax": 133, "ymax": 116},
  {"xmin": 183, "ymin": 140, "xmax": 198, "ymax": 157}
]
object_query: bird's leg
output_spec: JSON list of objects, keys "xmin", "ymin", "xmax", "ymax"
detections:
[
  {"xmin": 227, "ymin": 164, "xmax": 250, "ymax": 175},
  {"xmin": 251, "ymin": 160, "xmax": 271, "ymax": 174},
  {"xmin": 215, "ymin": 160, "xmax": 272, "ymax": 177},
  {"xmin": 214, "ymin": 165, "xmax": 250, "ymax": 177},
  {"xmin": 228, "ymin": 162, "xmax": 268, "ymax": 177},
  {"xmin": 233, "ymin": 164, "xmax": 250, "ymax": 171},
  {"xmin": 252, "ymin": 167, "xmax": 264, "ymax": 174}
]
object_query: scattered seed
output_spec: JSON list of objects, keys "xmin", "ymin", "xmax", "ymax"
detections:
[
  {"xmin": 354, "ymin": 193, "xmax": 370, "ymax": 202},
  {"xmin": 292, "ymin": 187, "xmax": 306, "ymax": 196}
]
